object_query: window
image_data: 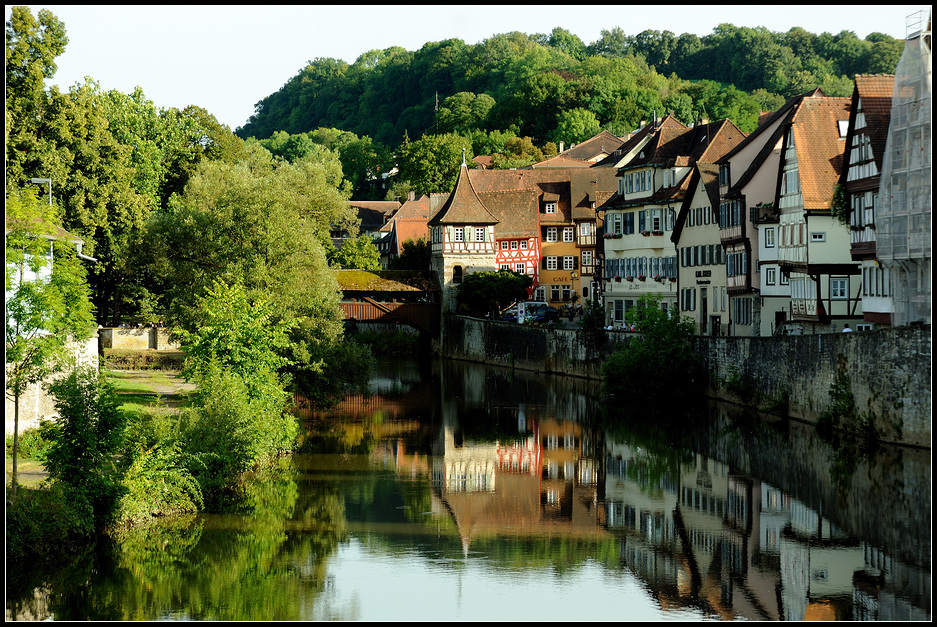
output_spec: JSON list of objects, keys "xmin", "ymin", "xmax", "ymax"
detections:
[
  {"xmin": 550, "ymin": 285, "xmax": 560, "ymax": 301},
  {"xmin": 624, "ymin": 212, "xmax": 634, "ymax": 234},
  {"xmin": 610, "ymin": 213, "xmax": 622, "ymax": 235},
  {"xmin": 561, "ymin": 285, "xmax": 571, "ymax": 301},
  {"xmin": 831, "ymin": 277, "xmax": 848, "ymax": 299},
  {"xmin": 563, "ymin": 227, "xmax": 574, "ymax": 242},
  {"xmin": 650, "ymin": 208, "xmax": 662, "ymax": 231},
  {"xmin": 765, "ymin": 227, "xmax": 775, "ymax": 248},
  {"xmin": 563, "ymin": 256, "xmax": 575, "ymax": 270},
  {"xmin": 719, "ymin": 163, "xmax": 730, "ymax": 187},
  {"xmin": 546, "ymin": 227, "xmax": 558, "ymax": 242},
  {"xmin": 766, "ymin": 267, "xmax": 776, "ymax": 285},
  {"xmin": 453, "ymin": 266, "xmax": 463, "ymax": 284},
  {"xmin": 811, "ymin": 232, "xmax": 826, "ymax": 242},
  {"xmin": 732, "ymin": 297, "xmax": 752, "ymax": 325},
  {"xmin": 453, "ymin": 227, "xmax": 464, "ymax": 242},
  {"xmin": 546, "ymin": 256, "xmax": 558, "ymax": 270},
  {"xmin": 500, "ymin": 241, "xmax": 509, "ymax": 250},
  {"xmin": 582, "ymin": 250, "xmax": 593, "ymax": 268},
  {"xmin": 580, "ymin": 222, "xmax": 592, "ymax": 237},
  {"xmin": 545, "ymin": 202, "xmax": 557, "ymax": 214},
  {"xmin": 500, "ymin": 264, "xmax": 510, "ymax": 271},
  {"xmin": 780, "ymin": 272, "xmax": 789, "ymax": 285},
  {"xmin": 515, "ymin": 263, "xmax": 526, "ymax": 273},
  {"xmin": 520, "ymin": 240, "xmax": 528, "ymax": 249},
  {"xmin": 475, "ymin": 227, "xmax": 486, "ymax": 242},
  {"xmin": 511, "ymin": 240, "xmax": 518, "ymax": 250}
]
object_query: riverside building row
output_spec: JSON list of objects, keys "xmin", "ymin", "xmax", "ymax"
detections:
[{"xmin": 373, "ymin": 15, "xmax": 930, "ymax": 335}]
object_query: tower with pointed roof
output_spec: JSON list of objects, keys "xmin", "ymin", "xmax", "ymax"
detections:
[{"xmin": 428, "ymin": 162, "xmax": 499, "ymax": 313}]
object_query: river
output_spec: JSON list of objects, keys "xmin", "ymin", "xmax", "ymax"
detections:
[{"xmin": 5, "ymin": 357, "xmax": 931, "ymax": 620}]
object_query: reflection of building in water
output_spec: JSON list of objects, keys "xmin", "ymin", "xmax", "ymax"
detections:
[
  {"xmin": 433, "ymin": 410, "xmax": 606, "ymax": 555},
  {"xmin": 602, "ymin": 435, "xmax": 931, "ymax": 621}
]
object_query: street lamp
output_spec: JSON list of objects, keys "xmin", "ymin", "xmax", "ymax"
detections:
[{"xmin": 30, "ymin": 178, "xmax": 52, "ymax": 206}]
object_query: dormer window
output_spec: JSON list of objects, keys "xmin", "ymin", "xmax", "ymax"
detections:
[{"xmin": 545, "ymin": 202, "xmax": 557, "ymax": 214}]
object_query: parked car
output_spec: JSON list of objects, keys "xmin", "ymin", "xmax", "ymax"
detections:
[{"xmin": 502, "ymin": 301, "xmax": 559, "ymax": 323}]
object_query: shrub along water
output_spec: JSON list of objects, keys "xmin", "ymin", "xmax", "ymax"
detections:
[{"xmin": 601, "ymin": 294, "xmax": 700, "ymax": 416}]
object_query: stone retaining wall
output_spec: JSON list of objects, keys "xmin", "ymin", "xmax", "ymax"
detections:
[
  {"xmin": 441, "ymin": 316, "xmax": 931, "ymax": 447},
  {"xmin": 98, "ymin": 327, "xmax": 178, "ymax": 350}
]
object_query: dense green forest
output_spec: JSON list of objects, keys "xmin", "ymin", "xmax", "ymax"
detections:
[{"xmin": 239, "ymin": 24, "xmax": 903, "ymax": 184}]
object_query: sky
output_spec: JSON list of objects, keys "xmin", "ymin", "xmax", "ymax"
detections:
[{"xmin": 11, "ymin": 5, "xmax": 930, "ymax": 132}]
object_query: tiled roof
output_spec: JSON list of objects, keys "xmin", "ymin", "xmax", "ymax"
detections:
[
  {"xmin": 473, "ymin": 155, "xmax": 493, "ymax": 169},
  {"xmin": 395, "ymin": 194, "xmax": 432, "ymax": 220},
  {"xmin": 529, "ymin": 154, "xmax": 593, "ymax": 168},
  {"xmin": 477, "ymin": 189, "xmax": 540, "ymax": 238},
  {"xmin": 348, "ymin": 200, "xmax": 399, "ymax": 232},
  {"xmin": 853, "ymin": 74, "xmax": 894, "ymax": 170},
  {"xmin": 428, "ymin": 164, "xmax": 499, "ymax": 226},
  {"xmin": 392, "ymin": 218, "xmax": 429, "ymax": 253},
  {"xmin": 791, "ymin": 97, "xmax": 851, "ymax": 211},
  {"xmin": 464, "ymin": 167, "xmax": 618, "ymax": 225},
  {"xmin": 557, "ymin": 130, "xmax": 626, "ymax": 161}
]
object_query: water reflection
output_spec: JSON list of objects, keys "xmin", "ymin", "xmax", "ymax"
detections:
[{"xmin": 6, "ymin": 357, "xmax": 930, "ymax": 621}]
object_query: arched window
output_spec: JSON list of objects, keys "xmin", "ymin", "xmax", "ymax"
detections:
[{"xmin": 452, "ymin": 266, "xmax": 463, "ymax": 284}]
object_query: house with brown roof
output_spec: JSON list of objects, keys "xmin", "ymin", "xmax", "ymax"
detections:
[
  {"xmin": 599, "ymin": 117, "xmax": 746, "ymax": 325},
  {"xmin": 428, "ymin": 163, "xmax": 500, "ymax": 313},
  {"xmin": 840, "ymin": 74, "xmax": 895, "ymax": 328},
  {"xmin": 378, "ymin": 192, "xmax": 447, "ymax": 268},
  {"xmin": 464, "ymin": 167, "xmax": 618, "ymax": 307},
  {"xmin": 765, "ymin": 93, "xmax": 855, "ymax": 334},
  {"xmin": 714, "ymin": 89, "xmax": 857, "ymax": 336}
]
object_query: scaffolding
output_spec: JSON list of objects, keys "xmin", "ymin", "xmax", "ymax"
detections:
[{"xmin": 876, "ymin": 9, "xmax": 932, "ymax": 326}]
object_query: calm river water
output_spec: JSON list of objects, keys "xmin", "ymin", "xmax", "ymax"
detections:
[{"xmin": 6, "ymin": 357, "xmax": 931, "ymax": 621}]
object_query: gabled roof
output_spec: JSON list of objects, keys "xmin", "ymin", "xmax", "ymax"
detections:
[
  {"xmin": 791, "ymin": 97, "xmax": 851, "ymax": 211},
  {"xmin": 529, "ymin": 154, "xmax": 593, "ymax": 169},
  {"xmin": 852, "ymin": 74, "xmax": 895, "ymax": 170},
  {"xmin": 556, "ymin": 130, "xmax": 626, "ymax": 162},
  {"xmin": 477, "ymin": 188, "xmax": 540, "ymax": 239},
  {"xmin": 472, "ymin": 155, "xmax": 493, "ymax": 169},
  {"xmin": 671, "ymin": 163, "xmax": 720, "ymax": 244},
  {"xmin": 464, "ymin": 167, "xmax": 618, "ymax": 225},
  {"xmin": 348, "ymin": 200, "xmax": 399, "ymax": 232},
  {"xmin": 428, "ymin": 164, "xmax": 498, "ymax": 226}
]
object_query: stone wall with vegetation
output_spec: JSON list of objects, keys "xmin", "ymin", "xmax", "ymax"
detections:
[
  {"xmin": 693, "ymin": 327, "xmax": 931, "ymax": 447},
  {"xmin": 442, "ymin": 316, "xmax": 931, "ymax": 448},
  {"xmin": 443, "ymin": 316, "xmax": 629, "ymax": 378}
]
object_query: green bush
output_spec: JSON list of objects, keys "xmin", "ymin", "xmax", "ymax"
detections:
[
  {"xmin": 5, "ymin": 421, "xmax": 56, "ymax": 460},
  {"xmin": 602, "ymin": 295, "xmax": 698, "ymax": 402},
  {"xmin": 117, "ymin": 442, "xmax": 203, "ymax": 524},
  {"xmin": 179, "ymin": 361, "xmax": 298, "ymax": 506},
  {"xmin": 6, "ymin": 483, "xmax": 94, "ymax": 563},
  {"xmin": 44, "ymin": 368, "xmax": 127, "ymax": 529}
]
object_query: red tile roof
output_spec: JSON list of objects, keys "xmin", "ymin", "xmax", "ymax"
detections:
[
  {"xmin": 853, "ymin": 74, "xmax": 894, "ymax": 170},
  {"xmin": 557, "ymin": 130, "xmax": 626, "ymax": 162},
  {"xmin": 477, "ymin": 189, "xmax": 540, "ymax": 239},
  {"xmin": 791, "ymin": 97, "xmax": 851, "ymax": 210}
]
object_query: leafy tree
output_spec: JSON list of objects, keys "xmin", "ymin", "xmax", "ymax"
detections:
[
  {"xmin": 456, "ymin": 270, "xmax": 532, "ymax": 318},
  {"xmin": 5, "ymin": 187, "xmax": 96, "ymax": 495},
  {"xmin": 435, "ymin": 91, "xmax": 496, "ymax": 133},
  {"xmin": 44, "ymin": 367, "xmax": 126, "ymax": 528},
  {"xmin": 490, "ymin": 135, "xmax": 545, "ymax": 169},
  {"xmin": 548, "ymin": 27, "xmax": 587, "ymax": 60},
  {"xmin": 389, "ymin": 237, "xmax": 431, "ymax": 271},
  {"xmin": 602, "ymin": 294, "xmax": 697, "ymax": 401},
  {"xmin": 551, "ymin": 107, "xmax": 601, "ymax": 145},
  {"xmin": 396, "ymin": 132, "xmax": 473, "ymax": 195},
  {"xmin": 175, "ymin": 280, "xmax": 299, "ymax": 501},
  {"xmin": 586, "ymin": 27, "xmax": 632, "ymax": 58},
  {"xmin": 329, "ymin": 234, "xmax": 381, "ymax": 270}
]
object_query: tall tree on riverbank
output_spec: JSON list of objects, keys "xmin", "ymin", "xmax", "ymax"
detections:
[{"xmin": 5, "ymin": 188, "xmax": 96, "ymax": 495}]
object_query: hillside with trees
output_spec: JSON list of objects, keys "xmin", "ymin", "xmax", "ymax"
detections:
[{"xmin": 237, "ymin": 25, "xmax": 904, "ymax": 197}]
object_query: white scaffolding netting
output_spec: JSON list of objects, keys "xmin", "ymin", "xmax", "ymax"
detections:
[{"xmin": 876, "ymin": 10, "xmax": 932, "ymax": 326}]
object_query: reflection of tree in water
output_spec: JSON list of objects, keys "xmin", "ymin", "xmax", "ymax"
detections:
[{"xmin": 27, "ymin": 459, "xmax": 352, "ymax": 620}]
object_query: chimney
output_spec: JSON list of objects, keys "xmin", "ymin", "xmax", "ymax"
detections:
[
  {"xmin": 701, "ymin": 117, "xmax": 709, "ymax": 125},
  {"xmin": 408, "ymin": 191, "xmax": 416, "ymax": 201},
  {"xmin": 559, "ymin": 141, "xmax": 565, "ymax": 152}
]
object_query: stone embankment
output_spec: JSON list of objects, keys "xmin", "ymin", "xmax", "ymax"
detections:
[{"xmin": 441, "ymin": 316, "xmax": 931, "ymax": 448}]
